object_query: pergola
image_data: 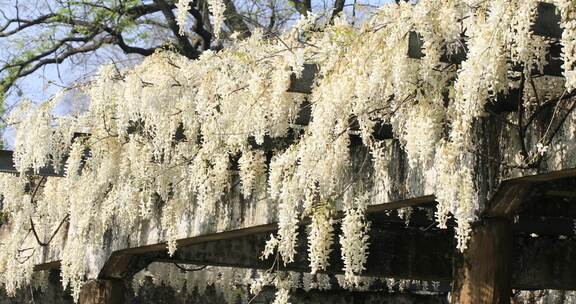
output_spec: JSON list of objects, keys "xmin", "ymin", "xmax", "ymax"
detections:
[{"xmin": 1, "ymin": 2, "xmax": 576, "ymax": 303}]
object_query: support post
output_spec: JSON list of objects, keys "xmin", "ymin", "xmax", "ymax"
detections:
[
  {"xmin": 79, "ymin": 279, "xmax": 125, "ymax": 304},
  {"xmin": 451, "ymin": 219, "xmax": 512, "ymax": 304}
]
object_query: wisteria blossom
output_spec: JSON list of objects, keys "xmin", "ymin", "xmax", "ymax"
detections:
[{"xmin": 0, "ymin": 0, "xmax": 575, "ymax": 302}]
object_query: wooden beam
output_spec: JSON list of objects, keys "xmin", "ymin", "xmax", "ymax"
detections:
[
  {"xmin": 36, "ymin": 231, "xmax": 576, "ymax": 291},
  {"xmin": 367, "ymin": 195, "xmax": 435, "ymax": 214},
  {"xmin": 27, "ymin": 170, "xmax": 576, "ymax": 290},
  {"xmin": 0, "ymin": 150, "xmax": 65, "ymax": 176},
  {"xmin": 512, "ymin": 216, "xmax": 575, "ymax": 236},
  {"xmin": 161, "ymin": 226, "xmax": 453, "ymax": 281},
  {"xmin": 266, "ymin": 288, "xmax": 450, "ymax": 304},
  {"xmin": 90, "ymin": 186, "xmax": 576, "ymax": 290},
  {"xmin": 34, "ymin": 260, "xmax": 61, "ymax": 271},
  {"xmin": 513, "ymin": 168, "xmax": 576, "ymax": 183},
  {"xmin": 99, "ymin": 195, "xmax": 440, "ymax": 279},
  {"xmin": 98, "ymin": 252, "xmax": 153, "ymax": 280},
  {"xmin": 485, "ymin": 168, "xmax": 576, "ymax": 217},
  {"xmin": 451, "ymin": 219, "xmax": 513, "ymax": 304},
  {"xmin": 484, "ymin": 181, "xmax": 534, "ymax": 217}
]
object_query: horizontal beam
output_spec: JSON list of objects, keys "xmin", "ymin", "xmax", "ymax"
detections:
[
  {"xmin": 120, "ymin": 224, "xmax": 576, "ymax": 290},
  {"xmin": 513, "ymin": 216, "xmax": 575, "ymax": 236},
  {"xmin": 485, "ymin": 168, "xmax": 576, "ymax": 217},
  {"xmin": 168, "ymin": 231, "xmax": 576, "ymax": 290},
  {"xmin": 38, "ymin": 211, "xmax": 576, "ymax": 291},
  {"xmin": 41, "ymin": 225, "xmax": 576, "ymax": 291},
  {"xmin": 98, "ymin": 196, "xmax": 438, "ymax": 279},
  {"xmin": 96, "ymin": 202, "xmax": 576, "ymax": 288},
  {"xmin": 0, "ymin": 150, "xmax": 64, "ymax": 176},
  {"xmin": 34, "ymin": 260, "xmax": 61, "ymax": 271},
  {"xmin": 159, "ymin": 226, "xmax": 454, "ymax": 281}
]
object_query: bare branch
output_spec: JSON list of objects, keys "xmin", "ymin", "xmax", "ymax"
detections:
[
  {"xmin": 289, "ymin": 0, "xmax": 312, "ymax": 16},
  {"xmin": 0, "ymin": 13, "xmax": 57, "ymax": 37},
  {"xmin": 188, "ymin": 0, "xmax": 213, "ymax": 50},
  {"xmin": 153, "ymin": 0, "xmax": 199, "ymax": 58},
  {"xmin": 2, "ymin": 35, "xmax": 116, "ymax": 93},
  {"xmin": 223, "ymin": 0, "xmax": 252, "ymax": 38},
  {"xmin": 331, "ymin": 0, "xmax": 346, "ymax": 22}
]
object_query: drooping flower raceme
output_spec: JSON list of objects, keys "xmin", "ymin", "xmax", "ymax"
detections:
[
  {"xmin": 557, "ymin": 0, "xmax": 576, "ymax": 91},
  {"xmin": 208, "ymin": 0, "xmax": 226, "ymax": 39},
  {"xmin": 176, "ymin": 0, "xmax": 192, "ymax": 35},
  {"xmin": 307, "ymin": 206, "xmax": 335, "ymax": 274},
  {"xmin": 339, "ymin": 195, "xmax": 371, "ymax": 284}
]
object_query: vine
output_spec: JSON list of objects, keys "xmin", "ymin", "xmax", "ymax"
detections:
[{"xmin": 0, "ymin": 1, "xmax": 575, "ymax": 302}]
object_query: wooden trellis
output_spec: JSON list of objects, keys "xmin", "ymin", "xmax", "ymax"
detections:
[{"xmin": 1, "ymin": 3, "xmax": 575, "ymax": 303}]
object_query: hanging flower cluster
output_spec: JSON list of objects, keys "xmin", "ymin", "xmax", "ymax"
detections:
[
  {"xmin": 557, "ymin": 0, "xmax": 576, "ymax": 90},
  {"xmin": 0, "ymin": 0, "xmax": 574, "ymax": 302},
  {"xmin": 176, "ymin": 0, "xmax": 193, "ymax": 35},
  {"xmin": 177, "ymin": 0, "xmax": 227, "ymax": 40},
  {"xmin": 207, "ymin": 0, "xmax": 227, "ymax": 39},
  {"xmin": 339, "ymin": 195, "xmax": 371, "ymax": 282}
]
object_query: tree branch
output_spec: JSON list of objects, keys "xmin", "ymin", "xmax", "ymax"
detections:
[
  {"xmin": 153, "ymin": 0, "xmax": 200, "ymax": 58},
  {"xmin": 288, "ymin": 0, "xmax": 312, "ymax": 16},
  {"xmin": 223, "ymin": 0, "xmax": 252, "ymax": 38},
  {"xmin": 0, "ymin": 13, "xmax": 58, "ymax": 37},
  {"xmin": 1, "ymin": 32, "xmax": 101, "ymax": 73},
  {"xmin": 189, "ymin": 0, "xmax": 213, "ymax": 50},
  {"xmin": 331, "ymin": 0, "xmax": 346, "ymax": 22},
  {"xmin": 2, "ymin": 35, "xmax": 115, "ymax": 93},
  {"xmin": 103, "ymin": 28, "xmax": 159, "ymax": 56}
]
